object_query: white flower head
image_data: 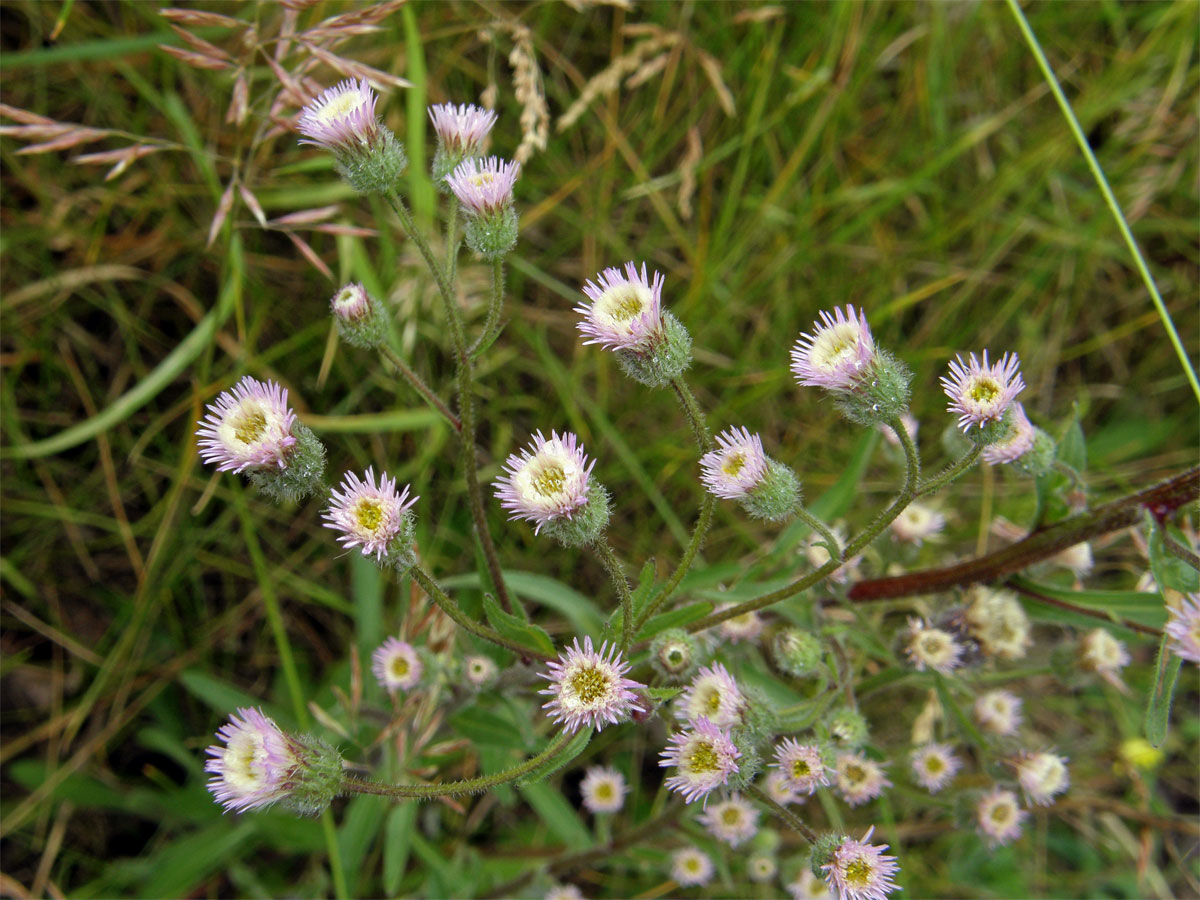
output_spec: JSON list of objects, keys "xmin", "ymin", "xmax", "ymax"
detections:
[
  {"xmin": 791, "ymin": 305, "xmax": 878, "ymax": 391},
  {"xmin": 974, "ymin": 690, "xmax": 1023, "ymax": 737},
  {"xmin": 941, "ymin": 350, "xmax": 1025, "ymax": 433},
  {"xmin": 372, "ymin": 637, "xmax": 422, "ymax": 692},
  {"xmin": 821, "ymin": 827, "xmax": 901, "ymax": 900},
  {"xmin": 835, "ymin": 752, "xmax": 891, "ymax": 807},
  {"xmin": 1165, "ymin": 594, "xmax": 1200, "ymax": 664},
  {"xmin": 671, "ymin": 847, "xmax": 714, "ymax": 887},
  {"xmin": 976, "ymin": 788, "xmax": 1026, "ymax": 847},
  {"xmin": 910, "ymin": 743, "xmax": 962, "ymax": 793},
  {"xmin": 323, "ymin": 467, "xmax": 417, "ymax": 561},
  {"xmin": 538, "ymin": 637, "xmax": 645, "ymax": 734},
  {"xmin": 494, "ymin": 430, "xmax": 595, "ymax": 534},
  {"xmin": 659, "ymin": 716, "xmax": 741, "ymax": 805},
  {"xmin": 906, "ymin": 618, "xmax": 964, "ymax": 675},
  {"xmin": 1015, "ymin": 751, "xmax": 1069, "ymax": 806},
  {"xmin": 676, "ymin": 662, "xmax": 745, "ymax": 729},
  {"xmin": 698, "ymin": 794, "xmax": 759, "ymax": 847},
  {"xmin": 773, "ymin": 738, "xmax": 831, "ymax": 796},
  {"xmin": 579, "ymin": 765, "xmax": 628, "ymax": 814},
  {"xmin": 700, "ymin": 427, "xmax": 768, "ymax": 500},
  {"xmin": 890, "ymin": 502, "xmax": 946, "ymax": 545},
  {"xmin": 576, "ymin": 261, "xmax": 666, "ymax": 353},
  {"xmin": 196, "ymin": 377, "xmax": 297, "ymax": 473}
]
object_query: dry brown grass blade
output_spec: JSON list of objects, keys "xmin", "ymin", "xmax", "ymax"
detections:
[
  {"xmin": 696, "ymin": 49, "xmax": 736, "ymax": 116},
  {"xmin": 0, "ymin": 103, "xmax": 56, "ymax": 125},
  {"xmin": 677, "ymin": 126, "xmax": 702, "ymax": 221},
  {"xmin": 271, "ymin": 205, "xmax": 341, "ymax": 226},
  {"xmin": 557, "ymin": 33, "xmax": 680, "ymax": 132},
  {"xmin": 226, "ymin": 71, "xmax": 249, "ymax": 125},
  {"xmin": 238, "ymin": 183, "xmax": 268, "ymax": 228},
  {"xmin": 286, "ymin": 231, "xmax": 333, "ymax": 279},
  {"xmin": 301, "ymin": 41, "xmax": 411, "ymax": 89},
  {"xmin": 207, "ymin": 181, "xmax": 235, "ymax": 249},
  {"xmin": 14, "ymin": 130, "xmax": 108, "ymax": 154},
  {"xmin": 159, "ymin": 8, "xmax": 246, "ymax": 29},
  {"xmin": 158, "ymin": 45, "xmax": 232, "ymax": 71},
  {"xmin": 166, "ymin": 23, "xmax": 232, "ymax": 61}
]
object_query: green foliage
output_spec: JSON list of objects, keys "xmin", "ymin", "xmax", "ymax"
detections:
[{"xmin": 2, "ymin": 1, "xmax": 1197, "ymax": 898}]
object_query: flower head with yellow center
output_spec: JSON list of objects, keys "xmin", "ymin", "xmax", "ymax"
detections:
[
  {"xmin": 447, "ymin": 155, "xmax": 520, "ymax": 217},
  {"xmin": 699, "ymin": 794, "xmax": 759, "ymax": 847},
  {"xmin": 297, "ymin": 78, "xmax": 383, "ymax": 153},
  {"xmin": 539, "ymin": 637, "xmax": 644, "ymax": 734},
  {"xmin": 576, "ymin": 261, "xmax": 666, "ymax": 353},
  {"xmin": 910, "ymin": 743, "xmax": 961, "ymax": 793},
  {"xmin": 773, "ymin": 738, "xmax": 830, "ymax": 795},
  {"xmin": 974, "ymin": 689, "xmax": 1023, "ymax": 736},
  {"xmin": 495, "ymin": 430, "xmax": 595, "ymax": 534},
  {"xmin": 1015, "ymin": 750, "xmax": 1069, "ymax": 806},
  {"xmin": 671, "ymin": 847, "xmax": 714, "ymax": 887},
  {"xmin": 905, "ymin": 618, "xmax": 964, "ymax": 675},
  {"xmin": 196, "ymin": 377, "xmax": 298, "ymax": 473},
  {"xmin": 941, "ymin": 350, "xmax": 1025, "ymax": 433},
  {"xmin": 700, "ymin": 426, "xmax": 768, "ymax": 499},
  {"xmin": 579, "ymin": 765, "xmax": 627, "ymax": 814},
  {"xmin": 372, "ymin": 637, "xmax": 422, "ymax": 692},
  {"xmin": 976, "ymin": 788, "xmax": 1026, "ymax": 847},
  {"xmin": 676, "ymin": 662, "xmax": 745, "ymax": 729},
  {"xmin": 821, "ymin": 827, "xmax": 900, "ymax": 900},
  {"xmin": 660, "ymin": 716, "xmax": 741, "ymax": 804},
  {"xmin": 205, "ymin": 707, "xmax": 297, "ymax": 813},
  {"xmin": 791, "ymin": 305, "xmax": 878, "ymax": 391},
  {"xmin": 834, "ymin": 752, "xmax": 891, "ymax": 807},
  {"xmin": 323, "ymin": 467, "xmax": 418, "ymax": 562}
]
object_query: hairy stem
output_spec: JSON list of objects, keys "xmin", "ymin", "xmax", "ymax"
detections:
[
  {"xmin": 636, "ymin": 378, "xmax": 715, "ymax": 629},
  {"xmin": 388, "ymin": 190, "xmax": 515, "ymax": 614},
  {"xmin": 411, "ymin": 565, "xmax": 553, "ymax": 661},
  {"xmin": 1159, "ymin": 531, "xmax": 1200, "ymax": 572},
  {"xmin": 847, "ymin": 465, "xmax": 1199, "ymax": 602},
  {"xmin": 470, "ymin": 256, "xmax": 505, "ymax": 359},
  {"xmin": 593, "ymin": 539, "xmax": 635, "ymax": 650},
  {"xmin": 377, "ymin": 343, "xmax": 461, "ymax": 432},
  {"xmin": 446, "ymin": 195, "xmax": 460, "ymax": 285},
  {"xmin": 745, "ymin": 782, "xmax": 817, "ymax": 843},
  {"xmin": 915, "ymin": 444, "xmax": 981, "ymax": 499},
  {"xmin": 796, "ymin": 506, "xmax": 843, "ymax": 561},
  {"xmin": 684, "ymin": 414, "xmax": 922, "ymax": 634},
  {"xmin": 343, "ymin": 729, "xmax": 573, "ymax": 800},
  {"xmin": 1007, "ymin": 578, "xmax": 1160, "ymax": 636}
]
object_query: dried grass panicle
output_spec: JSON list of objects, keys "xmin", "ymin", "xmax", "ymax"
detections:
[
  {"xmin": 505, "ymin": 24, "xmax": 550, "ymax": 164},
  {"xmin": 557, "ymin": 31, "xmax": 681, "ymax": 132},
  {"xmin": 677, "ymin": 126, "xmax": 702, "ymax": 221}
]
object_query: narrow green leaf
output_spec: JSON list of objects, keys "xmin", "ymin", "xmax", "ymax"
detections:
[
  {"xmin": 1057, "ymin": 409, "xmax": 1087, "ymax": 472},
  {"xmin": 483, "ymin": 594, "xmax": 556, "ymax": 656},
  {"xmin": 338, "ymin": 794, "xmax": 385, "ymax": 888},
  {"xmin": 519, "ymin": 781, "xmax": 594, "ymax": 850},
  {"xmin": 141, "ymin": 821, "xmax": 257, "ymax": 898},
  {"xmin": 1147, "ymin": 516, "xmax": 1200, "ymax": 594},
  {"xmin": 517, "ymin": 727, "xmax": 592, "ymax": 786},
  {"xmin": 384, "ymin": 803, "xmax": 417, "ymax": 896},
  {"xmin": 441, "ymin": 570, "xmax": 604, "ymax": 635},
  {"xmin": 934, "ymin": 674, "xmax": 987, "ymax": 750},
  {"xmin": 178, "ymin": 669, "xmax": 267, "ymax": 718},
  {"xmin": 1145, "ymin": 634, "xmax": 1183, "ymax": 748},
  {"xmin": 636, "ymin": 601, "xmax": 713, "ymax": 642}
]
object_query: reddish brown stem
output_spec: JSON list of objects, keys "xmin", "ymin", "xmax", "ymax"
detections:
[{"xmin": 847, "ymin": 466, "xmax": 1199, "ymax": 602}]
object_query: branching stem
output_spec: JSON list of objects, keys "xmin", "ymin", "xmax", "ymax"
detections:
[{"xmin": 343, "ymin": 729, "xmax": 573, "ymax": 800}]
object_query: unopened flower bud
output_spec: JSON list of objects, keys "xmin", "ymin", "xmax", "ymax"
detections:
[
  {"xmin": 331, "ymin": 283, "xmax": 386, "ymax": 349},
  {"xmin": 650, "ymin": 628, "xmax": 699, "ymax": 682},
  {"xmin": 428, "ymin": 102, "xmax": 497, "ymax": 189},
  {"xmin": 1015, "ymin": 427, "xmax": 1056, "ymax": 476},
  {"xmin": 769, "ymin": 626, "xmax": 824, "ymax": 678},
  {"xmin": 826, "ymin": 705, "xmax": 869, "ymax": 749}
]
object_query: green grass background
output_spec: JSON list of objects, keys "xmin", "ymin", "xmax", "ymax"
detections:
[{"xmin": 1, "ymin": 1, "xmax": 1197, "ymax": 897}]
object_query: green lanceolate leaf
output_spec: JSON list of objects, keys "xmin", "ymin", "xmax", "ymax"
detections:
[
  {"xmin": 1145, "ymin": 634, "xmax": 1183, "ymax": 748},
  {"xmin": 482, "ymin": 593, "xmax": 556, "ymax": 657}
]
